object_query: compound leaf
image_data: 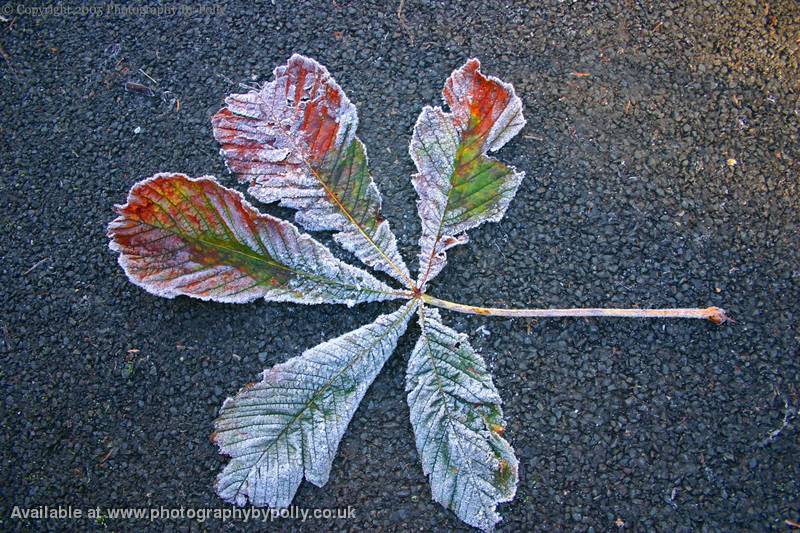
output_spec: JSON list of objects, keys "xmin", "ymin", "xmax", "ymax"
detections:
[
  {"xmin": 406, "ymin": 307, "xmax": 518, "ymax": 531},
  {"xmin": 212, "ymin": 54, "xmax": 412, "ymax": 287},
  {"xmin": 411, "ymin": 59, "xmax": 526, "ymax": 287},
  {"xmin": 108, "ymin": 173, "xmax": 399, "ymax": 305},
  {"xmin": 213, "ymin": 300, "xmax": 417, "ymax": 507}
]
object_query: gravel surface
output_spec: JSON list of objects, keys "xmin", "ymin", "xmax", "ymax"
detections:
[{"xmin": 1, "ymin": 1, "xmax": 798, "ymax": 531}]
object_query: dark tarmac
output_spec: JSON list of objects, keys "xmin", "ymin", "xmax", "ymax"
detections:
[{"xmin": 1, "ymin": 1, "xmax": 798, "ymax": 531}]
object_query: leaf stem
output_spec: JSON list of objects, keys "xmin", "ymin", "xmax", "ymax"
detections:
[{"xmin": 420, "ymin": 294, "xmax": 731, "ymax": 324}]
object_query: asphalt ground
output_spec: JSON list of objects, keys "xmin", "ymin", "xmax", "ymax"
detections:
[{"xmin": 1, "ymin": 1, "xmax": 798, "ymax": 531}]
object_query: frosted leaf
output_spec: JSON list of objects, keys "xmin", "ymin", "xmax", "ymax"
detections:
[
  {"xmin": 212, "ymin": 54, "xmax": 412, "ymax": 286},
  {"xmin": 411, "ymin": 59, "xmax": 526, "ymax": 287},
  {"xmin": 108, "ymin": 173, "xmax": 399, "ymax": 305},
  {"xmin": 214, "ymin": 300, "xmax": 417, "ymax": 507},
  {"xmin": 406, "ymin": 307, "xmax": 518, "ymax": 531}
]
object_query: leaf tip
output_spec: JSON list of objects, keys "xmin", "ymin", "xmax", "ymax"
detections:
[{"xmin": 463, "ymin": 57, "xmax": 481, "ymax": 71}]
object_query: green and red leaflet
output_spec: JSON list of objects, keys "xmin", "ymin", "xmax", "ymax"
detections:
[
  {"xmin": 212, "ymin": 54, "xmax": 413, "ymax": 287},
  {"xmin": 108, "ymin": 55, "xmax": 728, "ymax": 532},
  {"xmin": 411, "ymin": 58, "xmax": 526, "ymax": 288},
  {"xmin": 108, "ymin": 173, "xmax": 399, "ymax": 306}
]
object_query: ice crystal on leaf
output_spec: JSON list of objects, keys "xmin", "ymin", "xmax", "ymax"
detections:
[{"xmin": 109, "ymin": 54, "xmax": 727, "ymax": 531}]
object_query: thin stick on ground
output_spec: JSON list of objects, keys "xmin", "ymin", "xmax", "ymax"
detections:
[
  {"xmin": 421, "ymin": 294, "xmax": 731, "ymax": 324},
  {"xmin": 397, "ymin": 0, "xmax": 414, "ymax": 45},
  {"xmin": 23, "ymin": 257, "xmax": 49, "ymax": 275},
  {"xmin": 757, "ymin": 396, "xmax": 797, "ymax": 447},
  {"xmin": 0, "ymin": 43, "xmax": 19, "ymax": 80},
  {"xmin": 138, "ymin": 68, "xmax": 159, "ymax": 86}
]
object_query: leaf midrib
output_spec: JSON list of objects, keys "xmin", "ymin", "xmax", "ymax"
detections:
[
  {"xmin": 132, "ymin": 210, "xmax": 397, "ymax": 298},
  {"xmin": 416, "ymin": 307, "xmax": 498, "ymax": 518},
  {"xmin": 417, "ymin": 112, "xmax": 487, "ymax": 285},
  {"xmin": 418, "ymin": 100, "xmax": 520, "ymax": 287},
  {"xmin": 260, "ymin": 89, "xmax": 413, "ymax": 288},
  {"xmin": 303, "ymin": 153, "xmax": 414, "ymax": 289}
]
